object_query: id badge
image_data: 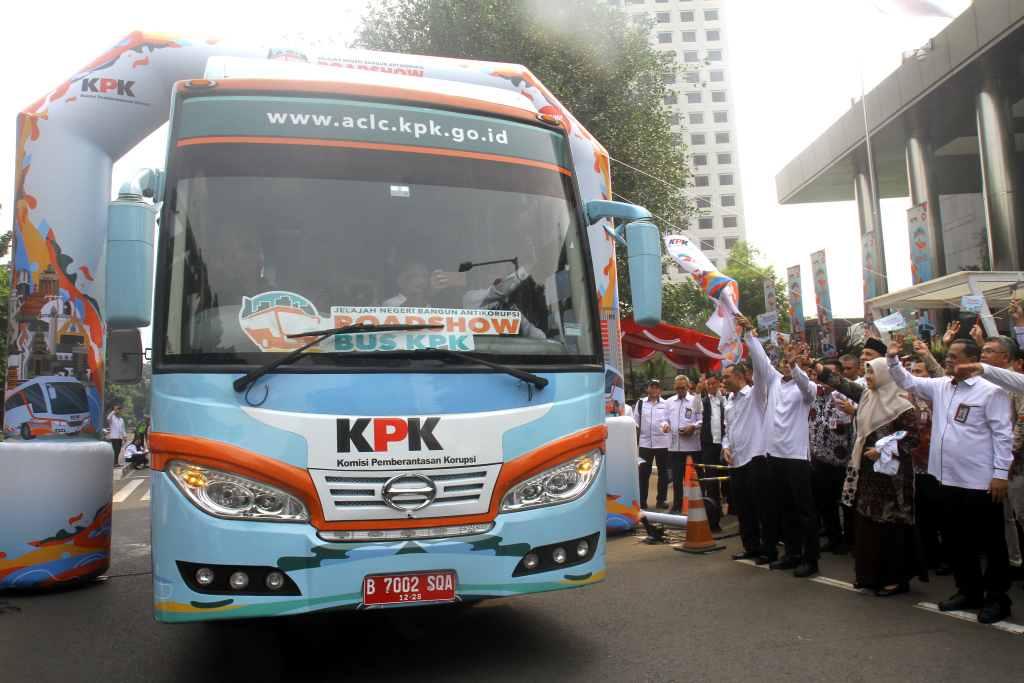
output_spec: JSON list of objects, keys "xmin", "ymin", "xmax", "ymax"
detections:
[
  {"xmin": 954, "ymin": 404, "xmax": 970, "ymax": 423},
  {"xmin": 685, "ymin": 408, "xmax": 692, "ymax": 419},
  {"xmin": 920, "ymin": 410, "xmax": 928, "ymax": 424},
  {"xmin": 829, "ymin": 419, "xmax": 837, "ymax": 430}
]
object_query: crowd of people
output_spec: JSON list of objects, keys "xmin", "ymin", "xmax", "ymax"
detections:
[{"xmin": 634, "ymin": 304, "xmax": 1024, "ymax": 625}]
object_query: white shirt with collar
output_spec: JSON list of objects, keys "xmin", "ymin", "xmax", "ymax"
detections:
[
  {"xmin": 888, "ymin": 357, "xmax": 1013, "ymax": 490},
  {"xmin": 665, "ymin": 392, "xmax": 702, "ymax": 452},
  {"xmin": 107, "ymin": 411, "xmax": 126, "ymax": 440},
  {"xmin": 692, "ymin": 391, "xmax": 726, "ymax": 444},
  {"xmin": 722, "ymin": 383, "xmax": 766, "ymax": 468},
  {"xmin": 634, "ymin": 395, "xmax": 671, "ymax": 449},
  {"xmin": 747, "ymin": 331, "xmax": 816, "ymax": 460}
]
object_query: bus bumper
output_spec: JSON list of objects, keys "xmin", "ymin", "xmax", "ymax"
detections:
[{"xmin": 151, "ymin": 471, "xmax": 607, "ymax": 623}]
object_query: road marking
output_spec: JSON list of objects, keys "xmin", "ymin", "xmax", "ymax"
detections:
[
  {"xmin": 811, "ymin": 576, "xmax": 876, "ymax": 594},
  {"xmin": 915, "ymin": 603, "xmax": 1024, "ymax": 634},
  {"xmin": 113, "ymin": 478, "xmax": 144, "ymax": 503},
  {"xmin": 141, "ymin": 488, "xmax": 151, "ymax": 501},
  {"xmin": 735, "ymin": 559, "xmax": 768, "ymax": 569}
]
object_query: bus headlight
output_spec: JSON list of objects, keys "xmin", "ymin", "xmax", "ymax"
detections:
[
  {"xmin": 167, "ymin": 460, "xmax": 310, "ymax": 522},
  {"xmin": 499, "ymin": 449, "xmax": 603, "ymax": 512}
]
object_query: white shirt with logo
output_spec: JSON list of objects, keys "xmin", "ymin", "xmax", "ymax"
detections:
[
  {"xmin": 634, "ymin": 396, "xmax": 670, "ymax": 449},
  {"xmin": 665, "ymin": 392, "xmax": 702, "ymax": 452}
]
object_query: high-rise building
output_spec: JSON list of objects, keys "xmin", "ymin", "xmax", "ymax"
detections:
[{"xmin": 609, "ymin": 0, "xmax": 746, "ymax": 279}]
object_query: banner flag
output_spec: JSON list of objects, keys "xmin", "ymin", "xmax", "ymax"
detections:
[
  {"xmin": 757, "ymin": 311, "xmax": 779, "ymax": 330},
  {"xmin": 874, "ymin": 311, "xmax": 908, "ymax": 333},
  {"xmin": 861, "ymin": 231, "xmax": 877, "ymax": 301},
  {"xmin": 787, "ymin": 265, "xmax": 805, "ymax": 342},
  {"xmin": 959, "ymin": 295, "xmax": 985, "ymax": 313},
  {"xmin": 665, "ymin": 234, "xmax": 744, "ymax": 363},
  {"xmin": 811, "ymin": 250, "xmax": 838, "ymax": 356},
  {"xmin": 908, "ymin": 202, "xmax": 933, "ymax": 285},
  {"xmin": 763, "ymin": 279, "xmax": 778, "ymax": 331}
]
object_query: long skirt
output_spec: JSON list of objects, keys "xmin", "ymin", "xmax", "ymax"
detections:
[{"xmin": 854, "ymin": 512, "xmax": 929, "ymax": 587}]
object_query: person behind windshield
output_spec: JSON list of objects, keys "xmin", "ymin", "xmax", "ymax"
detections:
[
  {"xmin": 462, "ymin": 237, "xmax": 546, "ymax": 339},
  {"xmin": 382, "ymin": 260, "xmax": 449, "ymax": 307}
]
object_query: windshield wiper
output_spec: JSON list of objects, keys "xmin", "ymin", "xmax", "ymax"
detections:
[
  {"xmin": 232, "ymin": 323, "xmax": 443, "ymax": 392},
  {"xmin": 410, "ymin": 348, "xmax": 548, "ymax": 390}
]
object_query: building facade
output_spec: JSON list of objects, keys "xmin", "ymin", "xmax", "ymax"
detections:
[{"xmin": 610, "ymin": 0, "xmax": 747, "ymax": 278}]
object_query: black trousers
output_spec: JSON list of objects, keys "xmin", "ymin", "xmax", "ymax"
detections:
[
  {"xmin": 768, "ymin": 455, "xmax": 820, "ymax": 561},
  {"xmin": 110, "ymin": 439, "xmax": 123, "ymax": 465},
  {"xmin": 668, "ymin": 451, "xmax": 701, "ymax": 511},
  {"xmin": 940, "ymin": 484, "xmax": 1011, "ymax": 606},
  {"xmin": 638, "ymin": 447, "xmax": 669, "ymax": 508},
  {"xmin": 696, "ymin": 444, "xmax": 723, "ymax": 507},
  {"xmin": 812, "ymin": 460, "xmax": 846, "ymax": 545},
  {"xmin": 915, "ymin": 473, "xmax": 947, "ymax": 568},
  {"xmin": 729, "ymin": 456, "xmax": 777, "ymax": 558}
]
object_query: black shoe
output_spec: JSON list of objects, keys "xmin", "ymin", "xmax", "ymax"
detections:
[
  {"xmin": 832, "ymin": 543, "xmax": 854, "ymax": 555},
  {"xmin": 934, "ymin": 562, "xmax": 953, "ymax": 576},
  {"xmin": 820, "ymin": 541, "xmax": 839, "ymax": 553},
  {"xmin": 710, "ymin": 525, "xmax": 724, "ymax": 534},
  {"xmin": 793, "ymin": 560, "xmax": 819, "ymax": 578},
  {"xmin": 640, "ymin": 504, "xmax": 649, "ymax": 511},
  {"xmin": 667, "ymin": 508, "xmax": 682, "ymax": 515},
  {"xmin": 978, "ymin": 600, "xmax": 1012, "ymax": 624},
  {"xmin": 655, "ymin": 502, "xmax": 670, "ymax": 510},
  {"xmin": 754, "ymin": 555, "xmax": 776, "ymax": 566},
  {"xmin": 938, "ymin": 593, "xmax": 984, "ymax": 612},
  {"xmin": 876, "ymin": 582, "xmax": 909, "ymax": 597},
  {"xmin": 852, "ymin": 582, "xmax": 876, "ymax": 591},
  {"xmin": 769, "ymin": 554, "xmax": 801, "ymax": 571},
  {"xmin": 731, "ymin": 550, "xmax": 760, "ymax": 561}
]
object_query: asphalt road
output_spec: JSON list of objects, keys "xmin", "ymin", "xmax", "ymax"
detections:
[{"xmin": 2, "ymin": 472, "xmax": 1024, "ymax": 682}]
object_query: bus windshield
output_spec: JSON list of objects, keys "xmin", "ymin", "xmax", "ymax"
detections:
[{"xmin": 158, "ymin": 95, "xmax": 599, "ymax": 368}]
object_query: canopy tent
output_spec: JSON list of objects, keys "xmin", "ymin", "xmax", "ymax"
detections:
[{"xmin": 620, "ymin": 317, "xmax": 745, "ymax": 373}]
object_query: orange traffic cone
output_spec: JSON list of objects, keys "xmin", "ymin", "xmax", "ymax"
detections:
[
  {"xmin": 682, "ymin": 458, "xmax": 696, "ymax": 514},
  {"xmin": 675, "ymin": 460, "xmax": 725, "ymax": 554}
]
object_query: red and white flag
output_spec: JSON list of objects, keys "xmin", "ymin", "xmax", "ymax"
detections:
[{"xmin": 867, "ymin": 0, "xmax": 961, "ymax": 18}]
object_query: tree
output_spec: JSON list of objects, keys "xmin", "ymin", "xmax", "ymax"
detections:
[
  {"xmin": 722, "ymin": 241, "xmax": 790, "ymax": 334},
  {"xmin": 104, "ymin": 361, "xmax": 152, "ymax": 424},
  {"xmin": 354, "ymin": 0, "xmax": 695, "ymax": 318}
]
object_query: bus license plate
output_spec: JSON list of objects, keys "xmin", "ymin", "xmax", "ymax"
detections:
[{"xmin": 363, "ymin": 572, "xmax": 456, "ymax": 605}]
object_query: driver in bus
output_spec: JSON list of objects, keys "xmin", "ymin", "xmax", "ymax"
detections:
[{"xmin": 462, "ymin": 237, "xmax": 546, "ymax": 339}]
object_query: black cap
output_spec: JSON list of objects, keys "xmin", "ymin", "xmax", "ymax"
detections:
[
  {"xmin": 648, "ymin": 378, "xmax": 661, "ymax": 385},
  {"xmin": 864, "ymin": 338, "xmax": 888, "ymax": 356}
]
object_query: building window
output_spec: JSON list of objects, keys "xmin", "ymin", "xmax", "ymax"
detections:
[
  {"xmin": 689, "ymin": 112, "xmax": 705, "ymax": 124},
  {"xmin": 704, "ymin": 9, "xmax": 719, "ymax": 21},
  {"xmin": 723, "ymin": 216, "xmax": 738, "ymax": 229},
  {"xmin": 666, "ymin": 113, "xmax": 680, "ymax": 126},
  {"xmin": 700, "ymin": 238, "xmax": 715, "ymax": 250},
  {"xmin": 658, "ymin": 32, "xmax": 673, "ymax": 43},
  {"xmin": 691, "ymin": 133, "xmax": 706, "ymax": 145},
  {"xmin": 696, "ymin": 196, "xmax": 711, "ymax": 208},
  {"xmin": 607, "ymin": 0, "xmax": 620, "ymax": 4},
  {"xmin": 682, "ymin": 31, "xmax": 697, "ymax": 42},
  {"xmin": 656, "ymin": 12, "xmax": 670, "ymax": 22},
  {"xmin": 686, "ymin": 92, "xmax": 702, "ymax": 104},
  {"xmin": 693, "ymin": 154, "xmax": 708, "ymax": 166},
  {"xmin": 720, "ymin": 194, "xmax": 736, "ymax": 206},
  {"xmin": 699, "ymin": 219, "xmax": 714, "ymax": 231},
  {"xmin": 630, "ymin": 0, "xmax": 645, "ymax": 4},
  {"xmin": 680, "ymin": 10, "xmax": 695, "ymax": 21},
  {"xmin": 706, "ymin": 30, "xmax": 721, "ymax": 41},
  {"xmin": 724, "ymin": 238, "xmax": 739, "ymax": 250},
  {"xmin": 713, "ymin": 111, "xmax": 728, "ymax": 123},
  {"xmin": 685, "ymin": 71, "xmax": 701, "ymax": 83},
  {"xmin": 707, "ymin": 50, "xmax": 723, "ymax": 61},
  {"xmin": 655, "ymin": 0, "xmax": 669, "ymax": 3},
  {"xmin": 662, "ymin": 74, "xmax": 676, "ymax": 84},
  {"xmin": 711, "ymin": 90, "xmax": 726, "ymax": 103},
  {"xmin": 717, "ymin": 153, "xmax": 732, "ymax": 165},
  {"xmin": 663, "ymin": 92, "xmax": 678, "ymax": 104},
  {"xmin": 719, "ymin": 173, "xmax": 734, "ymax": 185},
  {"xmin": 682, "ymin": 50, "xmax": 700, "ymax": 62},
  {"xmin": 694, "ymin": 175, "xmax": 710, "ymax": 187},
  {"xmin": 715, "ymin": 131, "xmax": 730, "ymax": 144},
  {"xmin": 710, "ymin": 70, "xmax": 725, "ymax": 82}
]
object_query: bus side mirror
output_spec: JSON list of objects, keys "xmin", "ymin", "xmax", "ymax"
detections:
[
  {"xmin": 108, "ymin": 329, "xmax": 143, "ymax": 384},
  {"xmin": 584, "ymin": 200, "xmax": 663, "ymax": 327},
  {"xmin": 105, "ymin": 168, "xmax": 159, "ymax": 329}
]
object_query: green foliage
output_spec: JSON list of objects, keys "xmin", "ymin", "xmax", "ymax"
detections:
[
  {"xmin": 722, "ymin": 241, "xmax": 790, "ymax": 333},
  {"xmin": 354, "ymin": 0, "xmax": 694, "ymax": 319},
  {"xmin": 104, "ymin": 362, "xmax": 152, "ymax": 423}
]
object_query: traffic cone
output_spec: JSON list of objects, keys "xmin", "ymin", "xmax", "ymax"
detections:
[
  {"xmin": 682, "ymin": 458, "xmax": 696, "ymax": 514},
  {"xmin": 674, "ymin": 461, "xmax": 725, "ymax": 554}
]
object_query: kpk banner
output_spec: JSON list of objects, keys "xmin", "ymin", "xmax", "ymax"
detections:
[
  {"xmin": 908, "ymin": 202, "xmax": 933, "ymax": 284},
  {"xmin": 861, "ymin": 231, "xmax": 877, "ymax": 301},
  {"xmin": 664, "ymin": 235, "xmax": 744, "ymax": 364},
  {"xmin": 811, "ymin": 250, "xmax": 838, "ymax": 356},
  {"xmin": 787, "ymin": 265, "xmax": 805, "ymax": 342}
]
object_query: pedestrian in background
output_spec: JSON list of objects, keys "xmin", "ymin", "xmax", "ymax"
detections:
[
  {"xmin": 808, "ymin": 358, "xmax": 852, "ymax": 553},
  {"xmin": 635, "ymin": 378, "xmax": 670, "ymax": 511},
  {"xmin": 107, "ymin": 404, "xmax": 126, "ymax": 467},
  {"xmin": 664, "ymin": 376, "xmax": 701, "ymax": 514}
]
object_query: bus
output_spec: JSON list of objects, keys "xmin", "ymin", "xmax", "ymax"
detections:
[{"xmin": 2, "ymin": 33, "xmax": 660, "ymax": 616}]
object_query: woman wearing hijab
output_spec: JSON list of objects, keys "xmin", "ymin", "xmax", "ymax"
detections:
[{"xmin": 805, "ymin": 349, "xmax": 928, "ymax": 596}]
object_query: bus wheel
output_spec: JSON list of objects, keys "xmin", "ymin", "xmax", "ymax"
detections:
[{"xmin": 20, "ymin": 423, "xmax": 34, "ymax": 440}]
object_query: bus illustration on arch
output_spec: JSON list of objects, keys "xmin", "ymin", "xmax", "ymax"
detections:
[{"xmin": 4, "ymin": 376, "xmax": 93, "ymax": 439}]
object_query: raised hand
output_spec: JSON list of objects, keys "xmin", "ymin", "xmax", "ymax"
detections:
[
  {"xmin": 970, "ymin": 323, "xmax": 985, "ymax": 347},
  {"xmin": 735, "ymin": 314, "xmax": 752, "ymax": 331},
  {"xmin": 953, "ymin": 362, "xmax": 984, "ymax": 383},
  {"xmin": 942, "ymin": 320, "xmax": 961, "ymax": 350},
  {"xmin": 836, "ymin": 396, "xmax": 857, "ymax": 415},
  {"xmin": 864, "ymin": 325, "xmax": 881, "ymax": 340},
  {"xmin": 912, "ymin": 337, "xmax": 932, "ymax": 359},
  {"xmin": 887, "ymin": 333, "xmax": 905, "ymax": 358},
  {"xmin": 1011, "ymin": 301, "xmax": 1024, "ymax": 328}
]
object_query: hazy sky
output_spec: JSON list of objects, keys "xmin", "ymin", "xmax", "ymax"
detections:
[{"xmin": 0, "ymin": 0, "xmax": 969, "ymax": 326}]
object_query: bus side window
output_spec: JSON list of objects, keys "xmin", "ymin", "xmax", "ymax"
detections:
[
  {"xmin": 22, "ymin": 384, "xmax": 48, "ymax": 413},
  {"xmin": 5, "ymin": 393, "xmax": 25, "ymax": 412}
]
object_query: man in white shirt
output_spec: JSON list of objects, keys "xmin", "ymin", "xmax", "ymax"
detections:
[
  {"xmin": 722, "ymin": 357, "xmax": 777, "ymax": 564},
  {"xmin": 634, "ymin": 378, "xmax": 671, "ymax": 510},
  {"xmin": 693, "ymin": 373, "xmax": 728, "ymax": 523},
  {"xmin": 741, "ymin": 316, "xmax": 819, "ymax": 578},
  {"xmin": 888, "ymin": 334, "xmax": 1014, "ymax": 624},
  {"xmin": 107, "ymin": 404, "xmax": 126, "ymax": 467},
  {"xmin": 664, "ymin": 375, "xmax": 702, "ymax": 514}
]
